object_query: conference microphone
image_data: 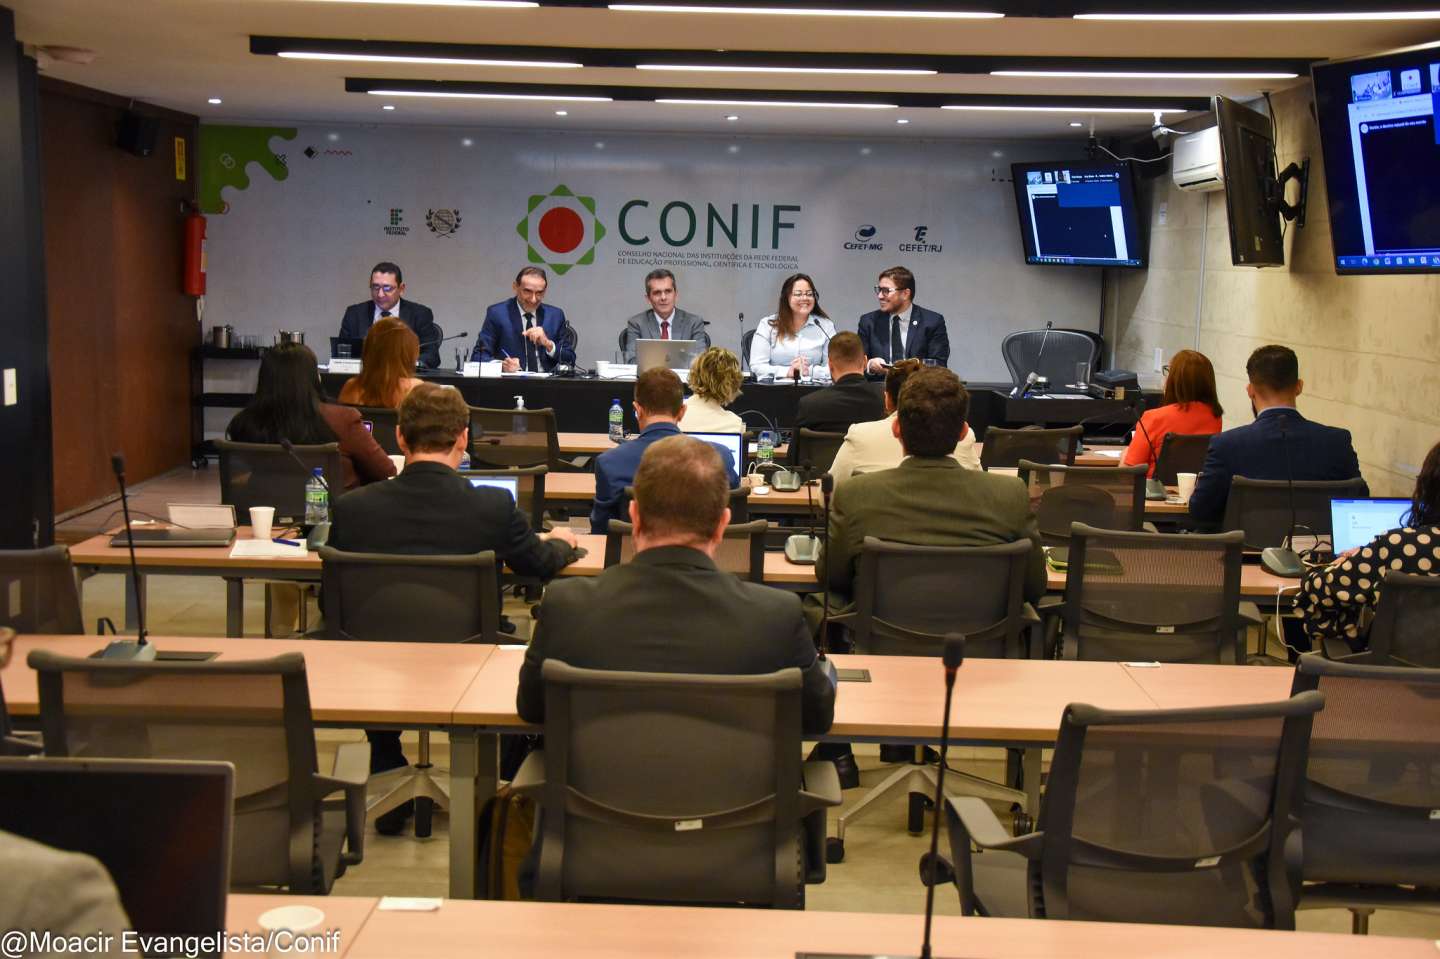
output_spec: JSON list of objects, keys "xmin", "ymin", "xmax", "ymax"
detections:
[
  {"xmin": 917, "ymin": 634, "xmax": 966, "ymax": 959},
  {"xmin": 98, "ymin": 453, "xmax": 158, "ymax": 661},
  {"xmin": 783, "ymin": 463, "xmax": 821, "ymax": 564},
  {"xmin": 278, "ymin": 438, "xmax": 330, "ymax": 550},
  {"xmin": 1261, "ymin": 427, "xmax": 1305, "ymax": 578},
  {"xmin": 816, "ymin": 472, "xmax": 836, "ymax": 659},
  {"xmin": 1071, "ymin": 398, "xmax": 1167, "ymax": 500},
  {"xmin": 417, "ymin": 329, "xmax": 469, "ymax": 370},
  {"xmin": 1013, "ymin": 320, "xmax": 1055, "ymax": 398}
]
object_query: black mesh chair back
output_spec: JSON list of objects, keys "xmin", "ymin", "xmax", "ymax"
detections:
[
  {"xmin": 1362, "ymin": 571, "xmax": 1440, "ymax": 668},
  {"xmin": 468, "ymin": 406, "xmax": 562, "ymax": 470},
  {"xmin": 849, "ymin": 537, "xmax": 1035, "ymax": 659},
  {"xmin": 348, "ymin": 406, "xmax": 401, "ymax": 455},
  {"xmin": 1221, "ymin": 476, "xmax": 1368, "ymax": 549},
  {"xmin": 29, "ymin": 649, "xmax": 363, "ymax": 893},
  {"xmin": 1018, "ymin": 460, "xmax": 1147, "ymax": 546},
  {"xmin": 318, "ymin": 548, "xmax": 500, "ymax": 644},
  {"xmin": 792, "ymin": 428, "xmax": 846, "ymax": 474},
  {"xmin": 0, "ymin": 627, "xmax": 39, "ymax": 756},
  {"xmin": 980, "ymin": 426, "xmax": 1081, "ymax": 471},
  {"xmin": 741, "ymin": 329, "xmax": 757, "ymax": 373},
  {"xmin": 1291, "ymin": 655, "xmax": 1440, "ymax": 893},
  {"xmin": 461, "ymin": 466, "xmax": 549, "ymax": 535},
  {"xmin": 0, "ymin": 545, "xmax": 83, "ymax": 634},
  {"xmin": 1152, "ymin": 432, "xmax": 1214, "ymax": 486},
  {"xmin": 532, "ymin": 660, "xmax": 811, "ymax": 906},
  {"xmin": 1001, "ymin": 329, "xmax": 1100, "ymax": 396},
  {"xmin": 604, "ymin": 519, "xmax": 766, "ymax": 582},
  {"xmin": 1018, "ymin": 693, "xmax": 1322, "ymax": 927},
  {"xmin": 618, "ymin": 485, "xmax": 750, "ymax": 525},
  {"xmin": 216, "ymin": 440, "xmax": 343, "ymax": 525},
  {"xmin": 1060, "ymin": 523, "xmax": 1248, "ymax": 663}
]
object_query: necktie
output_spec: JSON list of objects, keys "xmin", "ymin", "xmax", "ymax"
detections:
[
  {"xmin": 380, "ymin": 309, "xmax": 392, "ymax": 318},
  {"xmin": 890, "ymin": 316, "xmax": 903, "ymax": 362},
  {"xmin": 523, "ymin": 312, "xmax": 539, "ymax": 371},
  {"xmin": 661, "ymin": 320, "xmax": 670, "ymax": 340}
]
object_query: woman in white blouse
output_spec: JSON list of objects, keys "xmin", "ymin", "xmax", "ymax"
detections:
[
  {"xmin": 681, "ymin": 347, "xmax": 746, "ymax": 434},
  {"xmin": 749, "ymin": 273, "xmax": 837, "ymax": 383}
]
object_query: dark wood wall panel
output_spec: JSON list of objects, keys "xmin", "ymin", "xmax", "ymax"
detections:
[{"xmin": 41, "ymin": 79, "xmax": 197, "ymax": 516}]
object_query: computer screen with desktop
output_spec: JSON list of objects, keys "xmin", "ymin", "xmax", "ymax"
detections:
[
  {"xmin": 1331, "ymin": 498, "xmax": 1411, "ymax": 553},
  {"xmin": 1313, "ymin": 42, "xmax": 1440, "ymax": 274},
  {"xmin": 1011, "ymin": 159, "xmax": 1146, "ymax": 268},
  {"xmin": 468, "ymin": 475, "xmax": 520, "ymax": 502}
]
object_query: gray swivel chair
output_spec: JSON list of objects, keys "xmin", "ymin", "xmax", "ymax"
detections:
[
  {"xmin": 348, "ymin": 406, "xmax": 402, "ymax": 455},
  {"xmin": 1320, "ymin": 570, "xmax": 1440, "ymax": 667},
  {"xmin": 512, "ymin": 660, "xmax": 841, "ymax": 907},
  {"xmin": 1152, "ymin": 432, "xmax": 1215, "ymax": 486},
  {"xmin": 1001, "ymin": 329, "xmax": 1100, "ymax": 397},
  {"xmin": 1221, "ymin": 476, "xmax": 1368, "ymax": 550},
  {"xmin": 790, "ymin": 428, "xmax": 846, "ymax": 473},
  {"xmin": 1049, "ymin": 523, "xmax": 1261, "ymax": 664},
  {"xmin": 829, "ymin": 537, "xmax": 1040, "ymax": 858},
  {"xmin": 0, "ymin": 628, "xmax": 41, "ymax": 756},
  {"xmin": 1017, "ymin": 460, "xmax": 1149, "ymax": 547},
  {"xmin": 319, "ymin": 547, "xmax": 500, "ymax": 837},
  {"xmin": 30, "ymin": 649, "xmax": 368, "ymax": 894},
  {"xmin": 1291, "ymin": 654, "xmax": 1440, "ymax": 932},
  {"xmin": 0, "ymin": 545, "xmax": 84, "ymax": 634},
  {"xmin": 216, "ymin": 440, "xmax": 343, "ymax": 525},
  {"xmin": 604, "ymin": 518, "xmax": 766, "ymax": 582},
  {"xmin": 945, "ymin": 691, "xmax": 1324, "ymax": 927},
  {"xmin": 980, "ymin": 426, "xmax": 1082, "ymax": 471},
  {"xmin": 467, "ymin": 406, "xmax": 590, "ymax": 473},
  {"xmin": 741, "ymin": 329, "xmax": 757, "ymax": 373}
]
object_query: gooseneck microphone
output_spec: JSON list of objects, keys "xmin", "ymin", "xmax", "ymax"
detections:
[
  {"xmin": 279, "ymin": 439, "xmax": 330, "ymax": 550},
  {"xmin": 918, "ymin": 633, "xmax": 966, "ymax": 959},
  {"xmin": 816, "ymin": 472, "xmax": 836, "ymax": 659},
  {"xmin": 1261, "ymin": 427, "xmax": 1305, "ymax": 578},
  {"xmin": 1015, "ymin": 320, "xmax": 1054, "ymax": 398},
  {"xmin": 783, "ymin": 464, "xmax": 821, "ymax": 564},
  {"xmin": 279, "ymin": 439, "xmax": 328, "ymax": 491},
  {"xmin": 99, "ymin": 453, "xmax": 158, "ymax": 661}
]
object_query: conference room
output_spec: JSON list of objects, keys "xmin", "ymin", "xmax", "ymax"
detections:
[{"xmin": 2, "ymin": 0, "xmax": 1439, "ymax": 955}]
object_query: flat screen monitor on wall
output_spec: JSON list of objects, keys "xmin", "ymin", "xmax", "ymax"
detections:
[
  {"xmin": 1010, "ymin": 159, "xmax": 1146, "ymax": 268},
  {"xmin": 1214, "ymin": 95, "xmax": 1287, "ymax": 268},
  {"xmin": 1312, "ymin": 41, "xmax": 1440, "ymax": 274}
]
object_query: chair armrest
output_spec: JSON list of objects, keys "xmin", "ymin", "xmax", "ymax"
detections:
[
  {"xmin": 1320, "ymin": 633, "xmax": 1369, "ymax": 663},
  {"xmin": 552, "ymin": 455, "xmax": 593, "ymax": 473},
  {"xmin": 944, "ymin": 795, "xmax": 1042, "ymax": 917},
  {"xmin": 1142, "ymin": 521, "xmax": 1160, "ymax": 534},
  {"xmin": 1019, "ymin": 602, "xmax": 1042, "ymax": 626},
  {"xmin": 314, "ymin": 741, "xmax": 370, "ymax": 867},
  {"xmin": 1, "ymin": 732, "xmax": 42, "ymax": 756},
  {"xmin": 799, "ymin": 760, "xmax": 843, "ymax": 813},
  {"xmin": 1238, "ymin": 602, "xmax": 1264, "ymax": 628},
  {"xmin": 511, "ymin": 749, "xmax": 546, "ymax": 797}
]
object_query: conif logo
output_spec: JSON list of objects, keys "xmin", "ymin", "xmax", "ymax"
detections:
[{"xmin": 517, "ymin": 185, "xmax": 607, "ymax": 275}]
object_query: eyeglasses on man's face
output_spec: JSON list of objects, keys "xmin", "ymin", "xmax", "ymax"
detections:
[
  {"xmin": 874, "ymin": 286, "xmax": 900, "ymax": 296},
  {"xmin": 370, "ymin": 284, "xmax": 397, "ymax": 294}
]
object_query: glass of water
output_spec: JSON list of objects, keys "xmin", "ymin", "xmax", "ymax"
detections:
[{"xmin": 1075, "ymin": 361, "xmax": 1090, "ymax": 389}]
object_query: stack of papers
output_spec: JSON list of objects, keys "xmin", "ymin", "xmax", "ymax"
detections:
[{"xmin": 230, "ymin": 540, "xmax": 308, "ymax": 559}]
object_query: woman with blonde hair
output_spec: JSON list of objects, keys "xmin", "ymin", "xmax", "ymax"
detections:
[
  {"xmin": 748, "ymin": 272, "xmax": 837, "ymax": 382},
  {"xmin": 682, "ymin": 347, "xmax": 746, "ymax": 434},
  {"xmin": 338, "ymin": 316, "xmax": 423, "ymax": 409},
  {"xmin": 1122, "ymin": 348, "xmax": 1224, "ymax": 477}
]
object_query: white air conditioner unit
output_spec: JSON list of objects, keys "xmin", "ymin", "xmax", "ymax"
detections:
[{"xmin": 1172, "ymin": 125, "xmax": 1224, "ymax": 193}]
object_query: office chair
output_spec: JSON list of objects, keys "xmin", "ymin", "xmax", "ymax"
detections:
[
  {"xmin": 1001, "ymin": 329, "xmax": 1100, "ymax": 397},
  {"xmin": 467, "ymin": 406, "xmax": 590, "ymax": 473},
  {"xmin": 980, "ymin": 426, "xmax": 1081, "ymax": 471},
  {"xmin": 461, "ymin": 466, "xmax": 550, "ymax": 535},
  {"xmin": 1291, "ymin": 654, "xmax": 1440, "ymax": 933},
  {"xmin": 0, "ymin": 545, "xmax": 84, "ymax": 634},
  {"xmin": 829, "ymin": 537, "xmax": 1040, "ymax": 858},
  {"xmin": 512, "ymin": 660, "xmax": 841, "ymax": 907},
  {"xmin": 30, "ymin": 649, "xmax": 368, "ymax": 894},
  {"xmin": 1017, "ymin": 460, "xmax": 1149, "ymax": 547},
  {"xmin": 619, "ymin": 485, "xmax": 750, "ymax": 525},
  {"xmin": 741, "ymin": 329, "xmax": 757, "ymax": 373},
  {"xmin": 347, "ymin": 406, "xmax": 402, "ymax": 455},
  {"xmin": 791, "ymin": 428, "xmax": 846, "ymax": 473},
  {"xmin": 0, "ymin": 628, "xmax": 40, "ymax": 756},
  {"xmin": 1221, "ymin": 476, "xmax": 1368, "ymax": 550},
  {"xmin": 216, "ymin": 440, "xmax": 343, "ymax": 525},
  {"xmin": 944, "ymin": 691, "xmax": 1323, "ymax": 927},
  {"xmin": 1319, "ymin": 570, "xmax": 1440, "ymax": 667},
  {"xmin": 319, "ymin": 547, "xmax": 500, "ymax": 837},
  {"xmin": 1049, "ymin": 523, "xmax": 1261, "ymax": 664},
  {"xmin": 1152, "ymin": 432, "xmax": 1215, "ymax": 486},
  {"xmin": 604, "ymin": 518, "xmax": 766, "ymax": 582}
]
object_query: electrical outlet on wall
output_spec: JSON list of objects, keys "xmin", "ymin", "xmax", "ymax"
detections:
[
  {"xmin": 2, "ymin": 369, "xmax": 15, "ymax": 406},
  {"xmin": 1153, "ymin": 348, "xmax": 1164, "ymax": 373}
]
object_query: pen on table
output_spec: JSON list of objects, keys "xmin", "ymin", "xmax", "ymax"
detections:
[{"xmin": 272, "ymin": 537, "xmax": 302, "ymax": 547}]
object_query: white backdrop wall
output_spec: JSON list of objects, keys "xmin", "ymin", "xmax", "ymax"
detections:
[{"xmin": 202, "ymin": 123, "xmax": 1101, "ymax": 385}]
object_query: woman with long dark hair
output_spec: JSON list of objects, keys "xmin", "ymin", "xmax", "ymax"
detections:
[
  {"xmin": 337, "ymin": 316, "xmax": 423, "ymax": 409},
  {"xmin": 748, "ymin": 273, "xmax": 837, "ymax": 382},
  {"xmin": 1122, "ymin": 349, "xmax": 1224, "ymax": 477},
  {"xmin": 1296, "ymin": 438, "xmax": 1440, "ymax": 650}
]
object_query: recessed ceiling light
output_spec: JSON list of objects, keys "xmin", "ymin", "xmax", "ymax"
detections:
[
  {"xmin": 1069, "ymin": 121, "xmax": 1083, "ymax": 127},
  {"xmin": 595, "ymin": 141, "xmax": 606, "ymax": 149},
  {"xmin": 637, "ymin": 64, "xmax": 936, "ymax": 75},
  {"xmin": 943, "ymin": 104, "xmax": 1183, "ymax": 115},
  {"xmin": 993, "ymin": 69, "xmax": 1298, "ymax": 79},
  {"xmin": 610, "ymin": 5, "xmax": 1002, "ymax": 18},
  {"xmin": 278, "ymin": 51, "xmax": 581, "ymax": 68},
  {"xmin": 727, "ymin": 144, "xmax": 740, "ymax": 153},
  {"xmin": 461, "ymin": 137, "xmax": 474, "ymax": 146},
  {"xmin": 860, "ymin": 147, "xmax": 872, "ymax": 155},
  {"xmin": 207, "ymin": 97, "xmax": 223, "ymax": 105},
  {"xmin": 657, "ymin": 98, "xmax": 897, "ymax": 109},
  {"xmin": 1076, "ymin": 11, "xmax": 1440, "ymax": 21},
  {"xmin": 301, "ymin": 1, "xmax": 537, "ymax": 7},
  {"xmin": 555, "ymin": 109, "xmax": 568, "ymax": 115},
  {"xmin": 382, "ymin": 104, "xmax": 396, "ymax": 110},
  {"xmin": 366, "ymin": 89, "xmax": 613, "ymax": 102},
  {"xmin": 328, "ymin": 132, "xmax": 340, "ymax": 141},
  {"xmin": 896, "ymin": 117, "xmax": 910, "ymax": 124},
  {"xmin": 725, "ymin": 114, "xmax": 739, "ymax": 121}
]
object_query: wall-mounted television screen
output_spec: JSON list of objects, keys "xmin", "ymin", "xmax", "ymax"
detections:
[
  {"xmin": 1312, "ymin": 41, "xmax": 1440, "ymax": 274},
  {"xmin": 1011, "ymin": 159, "xmax": 1146, "ymax": 268},
  {"xmin": 1215, "ymin": 95, "xmax": 1286, "ymax": 268}
]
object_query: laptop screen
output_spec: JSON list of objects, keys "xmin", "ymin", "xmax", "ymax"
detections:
[
  {"xmin": 1331, "ymin": 498, "xmax": 1410, "ymax": 553},
  {"xmin": 0, "ymin": 758, "xmax": 232, "ymax": 958},
  {"xmin": 468, "ymin": 475, "xmax": 519, "ymax": 502},
  {"xmin": 687, "ymin": 432, "xmax": 744, "ymax": 481}
]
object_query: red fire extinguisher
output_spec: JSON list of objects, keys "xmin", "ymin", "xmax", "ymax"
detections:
[{"xmin": 183, "ymin": 211, "xmax": 206, "ymax": 296}]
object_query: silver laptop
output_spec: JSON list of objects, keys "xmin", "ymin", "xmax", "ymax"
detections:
[
  {"xmin": 466, "ymin": 474, "xmax": 520, "ymax": 502},
  {"xmin": 636, "ymin": 338, "xmax": 699, "ymax": 374},
  {"xmin": 1331, "ymin": 497, "xmax": 1410, "ymax": 553}
]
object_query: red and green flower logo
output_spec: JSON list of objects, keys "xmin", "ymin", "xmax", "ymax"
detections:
[{"xmin": 517, "ymin": 184, "xmax": 605, "ymax": 275}]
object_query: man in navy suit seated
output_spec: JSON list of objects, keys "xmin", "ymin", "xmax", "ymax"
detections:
[
  {"xmin": 857, "ymin": 266, "xmax": 950, "ymax": 374},
  {"xmin": 339, "ymin": 261, "xmax": 441, "ymax": 368},
  {"xmin": 472, "ymin": 266, "xmax": 576, "ymax": 371},
  {"xmin": 590, "ymin": 368, "xmax": 735, "ymax": 534},
  {"xmin": 1189, "ymin": 344, "xmax": 1366, "ymax": 527}
]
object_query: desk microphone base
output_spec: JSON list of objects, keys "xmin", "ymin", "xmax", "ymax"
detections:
[{"xmin": 784, "ymin": 534, "xmax": 820, "ymax": 565}]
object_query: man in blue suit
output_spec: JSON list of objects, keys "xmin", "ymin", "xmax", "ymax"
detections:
[
  {"xmin": 472, "ymin": 266, "xmax": 576, "ymax": 371},
  {"xmin": 339, "ymin": 261, "xmax": 441, "ymax": 368},
  {"xmin": 857, "ymin": 266, "xmax": 949, "ymax": 374},
  {"xmin": 1189, "ymin": 344, "xmax": 1366, "ymax": 526},
  {"xmin": 590, "ymin": 368, "xmax": 735, "ymax": 534}
]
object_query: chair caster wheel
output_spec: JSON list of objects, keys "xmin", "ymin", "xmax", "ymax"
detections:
[
  {"xmin": 908, "ymin": 793, "xmax": 933, "ymax": 834},
  {"xmin": 1012, "ymin": 812, "xmax": 1034, "ymax": 836},
  {"xmin": 918, "ymin": 851, "xmax": 955, "ymax": 886},
  {"xmin": 825, "ymin": 838, "xmax": 845, "ymax": 863},
  {"xmin": 415, "ymin": 798, "xmax": 434, "ymax": 838}
]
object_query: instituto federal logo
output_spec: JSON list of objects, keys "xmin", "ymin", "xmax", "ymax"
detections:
[{"xmin": 517, "ymin": 185, "xmax": 606, "ymax": 275}]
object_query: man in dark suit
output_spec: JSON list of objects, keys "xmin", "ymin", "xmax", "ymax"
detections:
[
  {"xmin": 338, "ymin": 261, "xmax": 441, "ymax": 368},
  {"xmin": 620, "ymin": 268, "xmax": 710, "ymax": 363},
  {"xmin": 472, "ymin": 266, "xmax": 576, "ymax": 371},
  {"xmin": 329, "ymin": 382, "xmax": 578, "ymax": 832},
  {"xmin": 857, "ymin": 266, "xmax": 949, "ymax": 373},
  {"xmin": 1188, "ymin": 344, "xmax": 1367, "ymax": 527},
  {"xmin": 793, "ymin": 331, "xmax": 886, "ymax": 434},
  {"xmin": 519, "ymin": 433, "xmax": 835, "ymax": 735}
]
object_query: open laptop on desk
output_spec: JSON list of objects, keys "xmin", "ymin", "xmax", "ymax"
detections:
[
  {"xmin": 636, "ymin": 338, "xmax": 699, "ymax": 374},
  {"xmin": 466, "ymin": 474, "xmax": 520, "ymax": 503},
  {"xmin": 1332, "ymin": 497, "xmax": 1410, "ymax": 553}
]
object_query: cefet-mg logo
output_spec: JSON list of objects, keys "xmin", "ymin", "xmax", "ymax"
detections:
[{"xmin": 517, "ymin": 184, "xmax": 606, "ymax": 276}]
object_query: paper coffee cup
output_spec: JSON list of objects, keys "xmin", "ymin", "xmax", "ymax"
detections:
[
  {"xmin": 258, "ymin": 904, "xmax": 324, "ymax": 959},
  {"xmin": 388, "ymin": 454, "xmax": 405, "ymax": 476},
  {"xmin": 1176, "ymin": 472, "xmax": 1198, "ymax": 502},
  {"xmin": 249, "ymin": 506, "xmax": 275, "ymax": 541}
]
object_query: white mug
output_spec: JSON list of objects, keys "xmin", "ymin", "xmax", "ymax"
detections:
[
  {"xmin": 1176, "ymin": 472, "xmax": 1198, "ymax": 502},
  {"xmin": 258, "ymin": 904, "xmax": 325, "ymax": 959},
  {"xmin": 249, "ymin": 506, "xmax": 275, "ymax": 541}
]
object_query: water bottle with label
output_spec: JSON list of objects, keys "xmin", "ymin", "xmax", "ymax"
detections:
[
  {"xmin": 608, "ymin": 398, "xmax": 624, "ymax": 443},
  {"xmin": 304, "ymin": 468, "xmax": 328, "ymax": 526},
  {"xmin": 757, "ymin": 430, "xmax": 775, "ymax": 466}
]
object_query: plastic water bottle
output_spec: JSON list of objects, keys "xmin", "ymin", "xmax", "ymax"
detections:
[
  {"xmin": 757, "ymin": 430, "xmax": 775, "ymax": 466},
  {"xmin": 608, "ymin": 398, "xmax": 624, "ymax": 443},
  {"xmin": 304, "ymin": 468, "xmax": 328, "ymax": 526}
]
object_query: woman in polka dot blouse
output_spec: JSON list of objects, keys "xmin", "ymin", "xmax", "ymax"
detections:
[{"xmin": 1296, "ymin": 441, "xmax": 1440, "ymax": 651}]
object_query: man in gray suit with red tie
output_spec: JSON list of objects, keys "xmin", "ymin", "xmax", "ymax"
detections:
[{"xmin": 620, "ymin": 269, "xmax": 710, "ymax": 363}]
